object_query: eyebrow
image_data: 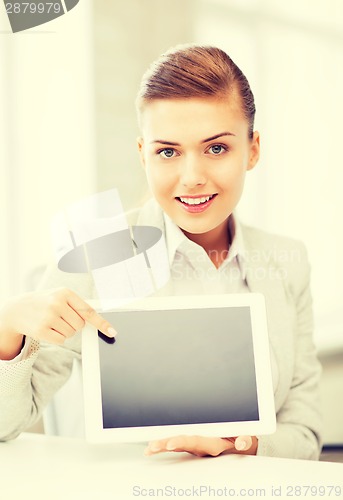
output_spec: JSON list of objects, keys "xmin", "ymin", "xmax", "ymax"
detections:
[{"xmin": 150, "ymin": 132, "xmax": 236, "ymax": 146}]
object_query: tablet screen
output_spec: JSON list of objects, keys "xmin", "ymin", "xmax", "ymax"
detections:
[{"xmin": 98, "ymin": 306, "xmax": 259, "ymax": 429}]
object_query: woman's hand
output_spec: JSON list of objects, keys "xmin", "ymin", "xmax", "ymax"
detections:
[
  {"xmin": 0, "ymin": 288, "xmax": 116, "ymax": 360},
  {"xmin": 144, "ymin": 435, "xmax": 258, "ymax": 457}
]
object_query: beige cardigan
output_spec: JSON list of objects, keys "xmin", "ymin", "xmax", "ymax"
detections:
[{"xmin": 0, "ymin": 200, "xmax": 322, "ymax": 459}]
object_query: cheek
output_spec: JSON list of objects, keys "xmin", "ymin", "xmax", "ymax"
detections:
[
  {"xmin": 217, "ymin": 163, "xmax": 246, "ymax": 188},
  {"xmin": 144, "ymin": 165, "xmax": 167, "ymax": 197},
  {"xmin": 145, "ymin": 163, "xmax": 175, "ymax": 190},
  {"xmin": 232, "ymin": 171, "xmax": 247, "ymax": 199},
  {"xmin": 217, "ymin": 168, "xmax": 247, "ymax": 204}
]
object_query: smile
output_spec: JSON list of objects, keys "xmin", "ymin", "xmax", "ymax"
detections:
[
  {"xmin": 175, "ymin": 194, "xmax": 217, "ymax": 213},
  {"xmin": 177, "ymin": 194, "xmax": 216, "ymax": 206}
]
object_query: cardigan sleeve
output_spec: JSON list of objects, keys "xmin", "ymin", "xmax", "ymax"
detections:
[
  {"xmin": 0, "ymin": 264, "xmax": 91, "ymax": 441},
  {"xmin": 256, "ymin": 243, "xmax": 322, "ymax": 459},
  {"xmin": 0, "ymin": 339, "xmax": 77, "ymax": 441}
]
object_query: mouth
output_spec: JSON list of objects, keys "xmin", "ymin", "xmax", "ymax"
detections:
[
  {"xmin": 176, "ymin": 194, "xmax": 217, "ymax": 206},
  {"xmin": 175, "ymin": 194, "xmax": 217, "ymax": 213}
]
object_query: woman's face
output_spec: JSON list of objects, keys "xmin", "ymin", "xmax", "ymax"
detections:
[{"xmin": 137, "ymin": 96, "xmax": 260, "ymax": 238}]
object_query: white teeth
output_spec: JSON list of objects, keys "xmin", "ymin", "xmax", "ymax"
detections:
[{"xmin": 179, "ymin": 195, "xmax": 213, "ymax": 205}]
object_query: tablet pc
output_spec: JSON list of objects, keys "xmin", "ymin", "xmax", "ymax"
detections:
[{"xmin": 82, "ymin": 293, "xmax": 276, "ymax": 443}]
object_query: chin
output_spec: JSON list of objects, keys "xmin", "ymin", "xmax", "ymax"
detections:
[
  {"xmin": 182, "ymin": 227, "xmax": 211, "ymax": 235},
  {"xmin": 178, "ymin": 222, "xmax": 219, "ymax": 235}
]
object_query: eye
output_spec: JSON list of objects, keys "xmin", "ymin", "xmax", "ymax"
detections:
[
  {"xmin": 207, "ymin": 144, "xmax": 228, "ymax": 155},
  {"xmin": 158, "ymin": 148, "xmax": 177, "ymax": 158}
]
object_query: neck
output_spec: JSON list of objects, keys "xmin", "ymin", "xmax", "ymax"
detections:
[{"xmin": 182, "ymin": 218, "xmax": 231, "ymax": 268}]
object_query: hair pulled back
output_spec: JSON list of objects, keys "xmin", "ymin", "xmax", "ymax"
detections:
[{"xmin": 137, "ymin": 45, "xmax": 256, "ymax": 139}]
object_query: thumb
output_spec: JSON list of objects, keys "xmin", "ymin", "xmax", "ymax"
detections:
[{"xmin": 234, "ymin": 435, "xmax": 253, "ymax": 451}]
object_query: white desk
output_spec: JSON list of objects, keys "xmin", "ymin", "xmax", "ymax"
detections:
[{"xmin": 1, "ymin": 433, "xmax": 342, "ymax": 500}]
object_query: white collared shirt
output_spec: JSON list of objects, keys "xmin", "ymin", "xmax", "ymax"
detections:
[{"xmin": 160, "ymin": 211, "xmax": 250, "ymax": 296}]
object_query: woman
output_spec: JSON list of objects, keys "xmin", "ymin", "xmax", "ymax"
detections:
[{"xmin": 0, "ymin": 45, "xmax": 322, "ymax": 459}]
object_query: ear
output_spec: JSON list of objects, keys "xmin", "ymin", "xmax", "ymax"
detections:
[
  {"xmin": 137, "ymin": 136, "xmax": 146, "ymax": 169},
  {"xmin": 247, "ymin": 131, "xmax": 260, "ymax": 171}
]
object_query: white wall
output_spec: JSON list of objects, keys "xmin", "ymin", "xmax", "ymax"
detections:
[
  {"xmin": 0, "ymin": 1, "xmax": 96, "ymax": 300},
  {"xmin": 0, "ymin": 30, "xmax": 11, "ymax": 302}
]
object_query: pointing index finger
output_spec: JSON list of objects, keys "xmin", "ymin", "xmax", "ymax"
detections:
[{"xmin": 67, "ymin": 291, "xmax": 116, "ymax": 338}]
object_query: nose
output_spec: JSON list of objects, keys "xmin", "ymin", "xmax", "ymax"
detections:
[{"xmin": 179, "ymin": 154, "xmax": 207, "ymax": 188}]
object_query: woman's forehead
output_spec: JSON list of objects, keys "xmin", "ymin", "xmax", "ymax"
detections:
[{"xmin": 140, "ymin": 97, "xmax": 247, "ymax": 141}]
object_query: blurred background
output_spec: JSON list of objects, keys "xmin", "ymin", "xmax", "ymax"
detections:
[{"xmin": 0, "ymin": 0, "xmax": 342, "ymax": 448}]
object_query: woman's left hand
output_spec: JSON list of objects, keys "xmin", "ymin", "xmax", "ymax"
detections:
[{"xmin": 144, "ymin": 435, "xmax": 258, "ymax": 457}]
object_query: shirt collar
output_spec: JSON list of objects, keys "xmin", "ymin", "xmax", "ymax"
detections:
[
  {"xmin": 163, "ymin": 211, "xmax": 247, "ymax": 279},
  {"xmin": 227, "ymin": 214, "xmax": 247, "ymax": 280},
  {"xmin": 163, "ymin": 212, "xmax": 186, "ymax": 266}
]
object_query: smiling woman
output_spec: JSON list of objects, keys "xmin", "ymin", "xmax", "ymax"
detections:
[
  {"xmin": 0, "ymin": 44, "xmax": 322, "ymax": 462},
  {"xmin": 137, "ymin": 97, "xmax": 259, "ymax": 266},
  {"xmin": 136, "ymin": 46, "xmax": 259, "ymax": 266}
]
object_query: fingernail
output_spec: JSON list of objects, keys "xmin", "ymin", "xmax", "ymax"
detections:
[
  {"xmin": 236, "ymin": 440, "xmax": 247, "ymax": 450},
  {"xmin": 150, "ymin": 444, "xmax": 161, "ymax": 452},
  {"xmin": 107, "ymin": 327, "xmax": 117, "ymax": 338},
  {"xmin": 166, "ymin": 442, "xmax": 176, "ymax": 451}
]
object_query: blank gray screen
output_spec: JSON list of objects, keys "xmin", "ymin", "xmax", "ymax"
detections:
[{"xmin": 98, "ymin": 306, "xmax": 259, "ymax": 429}]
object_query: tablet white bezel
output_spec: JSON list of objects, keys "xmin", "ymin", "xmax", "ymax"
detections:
[{"xmin": 82, "ymin": 293, "xmax": 276, "ymax": 443}]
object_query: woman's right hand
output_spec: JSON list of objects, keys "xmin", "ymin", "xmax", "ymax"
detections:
[{"xmin": 0, "ymin": 288, "xmax": 116, "ymax": 360}]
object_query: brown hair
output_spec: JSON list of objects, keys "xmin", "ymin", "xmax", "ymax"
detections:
[{"xmin": 136, "ymin": 44, "xmax": 256, "ymax": 139}]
